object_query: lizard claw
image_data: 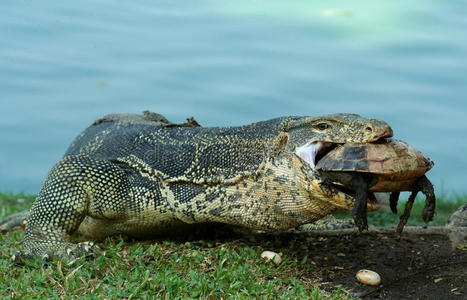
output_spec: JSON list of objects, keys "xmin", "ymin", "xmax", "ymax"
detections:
[
  {"xmin": 67, "ymin": 241, "xmax": 100, "ymax": 259},
  {"xmin": 10, "ymin": 250, "xmax": 34, "ymax": 265}
]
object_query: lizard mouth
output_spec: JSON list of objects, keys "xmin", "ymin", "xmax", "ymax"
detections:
[
  {"xmin": 295, "ymin": 141, "xmax": 338, "ymax": 168},
  {"xmin": 295, "ymin": 141, "xmax": 380, "ymax": 211}
]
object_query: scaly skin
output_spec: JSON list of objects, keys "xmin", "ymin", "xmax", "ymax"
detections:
[{"xmin": 3, "ymin": 112, "xmax": 393, "ymax": 260}]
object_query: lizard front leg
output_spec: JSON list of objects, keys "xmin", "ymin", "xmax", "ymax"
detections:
[{"xmin": 16, "ymin": 155, "xmax": 130, "ymax": 261}]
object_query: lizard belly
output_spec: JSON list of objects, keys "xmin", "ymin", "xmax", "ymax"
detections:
[{"xmin": 77, "ymin": 214, "xmax": 188, "ymax": 240}]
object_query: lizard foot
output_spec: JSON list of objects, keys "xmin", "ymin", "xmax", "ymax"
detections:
[
  {"xmin": 66, "ymin": 241, "xmax": 100, "ymax": 259},
  {"xmin": 12, "ymin": 240, "xmax": 101, "ymax": 263},
  {"xmin": 0, "ymin": 210, "xmax": 29, "ymax": 232}
]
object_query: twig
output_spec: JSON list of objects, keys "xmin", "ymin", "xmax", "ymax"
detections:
[
  {"xmin": 288, "ymin": 226, "xmax": 454, "ymax": 237},
  {"xmin": 65, "ymin": 264, "xmax": 84, "ymax": 280},
  {"xmin": 128, "ymin": 271, "xmax": 152, "ymax": 300}
]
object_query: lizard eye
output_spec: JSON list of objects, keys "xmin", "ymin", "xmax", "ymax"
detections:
[{"xmin": 316, "ymin": 123, "xmax": 331, "ymax": 130}]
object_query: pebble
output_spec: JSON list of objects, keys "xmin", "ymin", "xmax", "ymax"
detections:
[
  {"xmin": 356, "ymin": 269, "xmax": 381, "ymax": 286},
  {"xmin": 260, "ymin": 251, "xmax": 282, "ymax": 265}
]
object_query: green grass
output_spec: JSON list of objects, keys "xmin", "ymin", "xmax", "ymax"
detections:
[
  {"xmin": 0, "ymin": 192, "xmax": 354, "ymax": 299},
  {"xmin": 0, "ymin": 191, "xmax": 35, "ymax": 217},
  {"xmin": 0, "ymin": 191, "xmax": 464, "ymax": 298},
  {"xmin": 1, "ymin": 236, "xmax": 349, "ymax": 299},
  {"xmin": 334, "ymin": 192, "xmax": 466, "ymax": 227}
]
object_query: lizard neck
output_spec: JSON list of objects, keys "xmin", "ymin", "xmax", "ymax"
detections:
[{"xmin": 190, "ymin": 157, "xmax": 340, "ymax": 231}]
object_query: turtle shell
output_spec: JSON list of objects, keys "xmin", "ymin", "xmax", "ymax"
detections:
[{"xmin": 316, "ymin": 139, "xmax": 434, "ymax": 192}]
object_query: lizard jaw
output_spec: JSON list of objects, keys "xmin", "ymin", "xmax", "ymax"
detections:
[
  {"xmin": 294, "ymin": 144, "xmax": 380, "ymax": 212},
  {"xmin": 295, "ymin": 141, "xmax": 337, "ymax": 168}
]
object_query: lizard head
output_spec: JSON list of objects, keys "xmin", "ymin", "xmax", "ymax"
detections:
[
  {"xmin": 276, "ymin": 113, "xmax": 393, "ymax": 212},
  {"xmin": 285, "ymin": 113, "xmax": 393, "ymax": 168}
]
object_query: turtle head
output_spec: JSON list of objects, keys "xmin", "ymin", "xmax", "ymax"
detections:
[{"xmin": 284, "ymin": 113, "xmax": 393, "ymax": 168}]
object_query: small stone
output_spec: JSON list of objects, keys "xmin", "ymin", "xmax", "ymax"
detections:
[
  {"xmin": 447, "ymin": 204, "xmax": 467, "ymax": 227},
  {"xmin": 356, "ymin": 269, "xmax": 381, "ymax": 286},
  {"xmin": 260, "ymin": 251, "xmax": 282, "ymax": 265}
]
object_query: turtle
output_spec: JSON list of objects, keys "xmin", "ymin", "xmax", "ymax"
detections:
[{"xmin": 315, "ymin": 139, "xmax": 435, "ymax": 232}]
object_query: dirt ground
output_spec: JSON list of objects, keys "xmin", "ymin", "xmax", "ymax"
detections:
[{"xmin": 256, "ymin": 228, "xmax": 466, "ymax": 299}]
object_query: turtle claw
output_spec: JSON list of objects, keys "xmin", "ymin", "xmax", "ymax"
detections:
[{"xmin": 353, "ymin": 215, "xmax": 368, "ymax": 232}]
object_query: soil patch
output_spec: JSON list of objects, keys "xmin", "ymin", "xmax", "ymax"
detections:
[{"xmin": 255, "ymin": 229, "xmax": 466, "ymax": 299}]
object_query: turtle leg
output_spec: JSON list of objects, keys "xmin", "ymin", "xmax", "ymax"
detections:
[
  {"xmin": 389, "ymin": 192, "xmax": 400, "ymax": 214},
  {"xmin": 396, "ymin": 175, "xmax": 436, "ymax": 234},
  {"xmin": 351, "ymin": 173, "xmax": 369, "ymax": 232},
  {"xmin": 416, "ymin": 175, "xmax": 436, "ymax": 223},
  {"xmin": 396, "ymin": 190, "xmax": 417, "ymax": 235}
]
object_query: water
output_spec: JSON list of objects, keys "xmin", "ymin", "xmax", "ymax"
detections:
[{"xmin": 1, "ymin": 1, "xmax": 466, "ymax": 197}]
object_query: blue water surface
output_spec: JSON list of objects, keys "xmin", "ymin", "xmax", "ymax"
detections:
[{"xmin": 0, "ymin": 1, "xmax": 466, "ymax": 197}]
